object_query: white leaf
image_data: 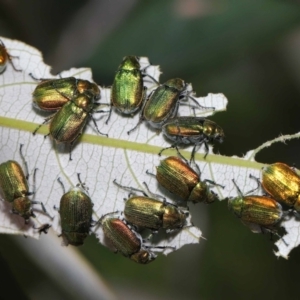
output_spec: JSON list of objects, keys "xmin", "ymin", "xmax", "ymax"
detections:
[
  {"xmin": 0, "ymin": 37, "xmax": 228, "ymax": 257},
  {"xmin": 4, "ymin": 37, "xmax": 300, "ymax": 260}
]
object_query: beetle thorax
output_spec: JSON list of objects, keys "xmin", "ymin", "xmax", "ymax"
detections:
[
  {"xmin": 214, "ymin": 126, "xmax": 225, "ymax": 142},
  {"xmin": 74, "ymin": 94, "xmax": 93, "ymax": 110},
  {"xmin": 0, "ymin": 53, "xmax": 7, "ymax": 65},
  {"xmin": 120, "ymin": 56, "xmax": 140, "ymax": 71},
  {"xmin": 163, "ymin": 206, "xmax": 185, "ymax": 229},
  {"xmin": 12, "ymin": 196, "xmax": 32, "ymax": 220},
  {"xmin": 228, "ymin": 197, "xmax": 243, "ymax": 216},
  {"xmin": 131, "ymin": 250, "xmax": 153, "ymax": 264}
]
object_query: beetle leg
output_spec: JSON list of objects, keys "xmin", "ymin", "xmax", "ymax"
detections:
[
  {"xmin": 187, "ymin": 92, "xmax": 215, "ymax": 111},
  {"xmin": 7, "ymin": 53, "xmax": 22, "ymax": 72},
  {"xmin": 113, "ymin": 179, "xmax": 148, "ymax": 197},
  {"xmin": 31, "ymin": 200, "xmax": 54, "ymax": 220},
  {"xmin": 90, "ymin": 114, "xmax": 108, "ymax": 137},
  {"xmin": 127, "ymin": 117, "xmax": 144, "ymax": 135},
  {"xmin": 145, "ymin": 169, "xmax": 155, "ymax": 177},
  {"xmin": 143, "ymin": 181, "xmax": 166, "ymax": 202},
  {"xmin": 203, "ymin": 179, "xmax": 225, "ymax": 189},
  {"xmin": 248, "ymin": 174, "xmax": 263, "ymax": 195},
  {"xmin": 158, "ymin": 144, "xmax": 176, "ymax": 156},
  {"xmin": 105, "ymin": 105, "xmax": 113, "ymax": 125},
  {"xmin": 33, "ymin": 114, "xmax": 55, "ymax": 135}
]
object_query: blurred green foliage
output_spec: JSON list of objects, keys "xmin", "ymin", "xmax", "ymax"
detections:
[{"xmin": 1, "ymin": 0, "xmax": 300, "ymax": 299}]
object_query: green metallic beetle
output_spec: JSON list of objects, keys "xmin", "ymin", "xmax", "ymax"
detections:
[
  {"xmin": 99, "ymin": 213, "xmax": 156, "ymax": 264},
  {"xmin": 31, "ymin": 76, "xmax": 100, "ymax": 112},
  {"xmin": 0, "ymin": 39, "xmax": 21, "ymax": 73},
  {"xmin": 113, "ymin": 179, "xmax": 188, "ymax": 232},
  {"xmin": 262, "ymin": 162, "xmax": 300, "ymax": 213},
  {"xmin": 0, "ymin": 144, "xmax": 51, "ymax": 222},
  {"xmin": 107, "ymin": 56, "xmax": 158, "ymax": 123},
  {"xmin": 57, "ymin": 175, "xmax": 93, "ymax": 246},
  {"xmin": 159, "ymin": 117, "xmax": 224, "ymax": 159},
  {"xmin": 151, "ymin": 151, "xmax": 222, "ymax": 204},
  {"xmin": 33, "ymin": 91, "xmax": 108, "ymax": 160},
  {"xmin": 228, "ymin": 178, "xmax": 283, "ymax": 236},
  {"xmin": 127, "ymin": 78, "xmax": 214, "ymax": 134}
]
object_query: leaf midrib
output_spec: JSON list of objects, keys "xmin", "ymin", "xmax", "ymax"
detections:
[{"xmin": 0, "ymin": 115, "xmax": 264, "ymax": 169}]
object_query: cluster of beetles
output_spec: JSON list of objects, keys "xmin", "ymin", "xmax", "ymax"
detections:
[{"xmin": 0, "ymin": 39, "xmax": 299, "ymax": 263}]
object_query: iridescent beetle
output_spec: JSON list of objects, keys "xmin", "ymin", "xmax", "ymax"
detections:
[
  {"xmin": 30, "ymin": 74, "xmax": 101, "ymax": 112},
  {"xmin": 0, "ymin": 144, "xmax": 52, "ymax": 223},
  {"xmin": 0, "ymin": 39, "xmax": 21, "ymax": 73},
  {"xmin": 159, "ymin": 117, "xmax": 224, "ymax": 159},
  {"xmin": 148, "ymin": 148, "xmax": 223, "ymax": 204},
  {"xmin": 98, "ymin": 212, "xmax": 157, "ymax": 264},
  {"xmin": 262, "ymin": 162, "xmax": 300, "ymax": 214},
  {"xmin": 113, "ymin": 179, "xmax": 189, "ymax": 232},
  {"xmin": 56, "ymin": 174, "xmax": 93, "ymax": 246},
  {"xmin": 107, "ymin": 56, "xmax": 159, "ymax": 123},
  {"xmin": 33, "ymin": 90, "xmax": 108, "ymax": 160},
  {"xmin": 228, "ymin": 177, "xmax": 284, "ymax": 239},
  {"xmin": 128, "ymin": 78, "xmax": 214, "ymax": 134}
]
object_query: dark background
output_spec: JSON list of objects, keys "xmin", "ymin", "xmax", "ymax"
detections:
[{"xmin": 1, "ymin": 1, "xmax": 300, "ymax": 299}]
